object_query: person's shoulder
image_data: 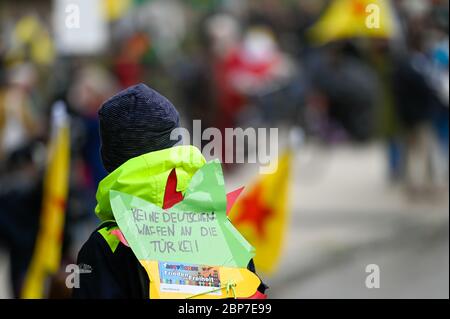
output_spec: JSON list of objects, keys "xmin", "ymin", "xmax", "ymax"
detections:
[
  {"xmin": 77, "ymin": 227, "xmax": 111, "ymax": 261},
  {"xmin": 77, "ymin": 221, "xmax": 119, "ymax": 257},
  {"xmin": 77, "ymin": 221, "xmax": 134, "ymax": 263}
]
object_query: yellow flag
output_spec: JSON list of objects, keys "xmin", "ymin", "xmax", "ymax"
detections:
[
  {"xmin": 309, "ymin": 0, "xmax": 398, "ymax": 44},
  {"xmin": 12, "ymin": 15, "xmax": 55, "ymax": 66},
  {"xmin": 21, "ymin": 102, "xmax": 70, "ymax": 298},
  {"xmin": 230, "ymin": 151, "xmax": 292, "ymax": 275},
  {"xmin": 103, "ymin": 0, "xmax": 132, "ymax": 21}
]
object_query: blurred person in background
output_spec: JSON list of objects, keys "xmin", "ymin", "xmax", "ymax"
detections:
[
  {"xmin": 207, "ymin": 15, "xmax": 295, "ymax": 128},
  {"xmin": 0, "ymin": 62, "xmax": 46, "ymax": 297},
  {"xmin": 114, "ymin": 33, "xmax": 150, "ymax": 89},
  {"xmin": 428, "ymin": 14, "xmax": 449, "ymax": 189},
  {"xmin": 206, "ymin": 14, "xmax": 296, "ymax": 168},
  {"xmin": 68, "ymin": 64, "xmax": 117, "ymax": 190},
  {"xmin": 0, "ymin": 139, "xmax": 44, "ymax": 297},
  {"xmin": 0, "ymin": 63, "xmax": 41, "ymax": 163},
  {"xmin": 305, "ymin": 41, "xmax": 379, "ymax": 143},
  {"xmin": 391, "ymin": 9, "xmax": 449, "ymax": 198},
  {"xmin": 206, "ymin": 13, "xmax": 243, "ymax": 132},
  {"xmin": 63, "ymin": 63, "xmax": 119, "ymax": 265}
]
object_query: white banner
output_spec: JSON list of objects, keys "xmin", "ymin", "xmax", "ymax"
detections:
[{"xmin": 53, "ymin": 0, "xmax": 108, "ymax": 55}]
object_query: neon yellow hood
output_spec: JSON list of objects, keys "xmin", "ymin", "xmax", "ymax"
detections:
[{"xmin": 95, "ymin": 145, "xmax": 206, "ymax": 222}]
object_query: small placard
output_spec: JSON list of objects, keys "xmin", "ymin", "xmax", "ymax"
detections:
[{"xmin": 158, "ymin": 261, "xmax": 221, "ymax": 295}]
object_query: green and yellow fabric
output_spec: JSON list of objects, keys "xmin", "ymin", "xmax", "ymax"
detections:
[{"xmin": 94, "ymin": 145, "xmax": 261, "ymax": 299}]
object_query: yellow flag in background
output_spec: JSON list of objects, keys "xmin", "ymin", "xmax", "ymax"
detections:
[
  {"xmin": 230, "ymin": 151, "xmax": 292, "ymax": 275},
  {"xmin": 8, "ymin": 15, "xmax": 55, "ymax": 66},
  {"xmin": 21, "ymin": 102, "xmax": 70, "ymax": 298},
  {"xmin": 309, "ymin": 0, "xmax": 398, "ymax": 44}
]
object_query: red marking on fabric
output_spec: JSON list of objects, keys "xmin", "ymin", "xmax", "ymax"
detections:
[
  {"xmin": 240, "ymin": 290, "xmax": 268, "ymax": 299},
  {"xmin": 352, "ymin": 0, "xmax": 366, "ymax": 16},
  {"xmin": 51, "ymin": 197, "xmax": 66, "ymax": 212},
  {"xmin": 111, "ymin": 229, "xmax": 129, "ymax": 247},
  {"xmin": 226, "ymin": 186, "xmax": 245, "ymax": 216},
  {"xmin": 162, "ymin": 169, "xmax": 183, "ymax": 209},
  {"xmin": 233, "ymin": 184, "xmax": 273, "ymax": 240}
]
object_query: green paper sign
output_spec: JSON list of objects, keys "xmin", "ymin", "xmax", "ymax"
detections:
[{"xmin": 110, "ymin": 160, "xmax": 255, "ymax": 268}]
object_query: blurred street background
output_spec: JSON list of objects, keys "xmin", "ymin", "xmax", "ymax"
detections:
[{"xmin": 0, "ymin": 0, "xmax": 448, "ymax": 298}]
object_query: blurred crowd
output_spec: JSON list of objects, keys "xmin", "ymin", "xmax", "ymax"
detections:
[{"xmin": 0, "ymin": 0, "xmax": 448, "ymax": 297}]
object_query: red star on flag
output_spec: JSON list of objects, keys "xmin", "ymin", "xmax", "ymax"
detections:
[{"xmin": 232, "ymin": 184, "xmax": 273, "ymax": 240}]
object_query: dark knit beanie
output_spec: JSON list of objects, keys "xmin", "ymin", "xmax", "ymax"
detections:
[{"xmin": 98, "ymin": 83, "xmax": 180, "ymax": 172}]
